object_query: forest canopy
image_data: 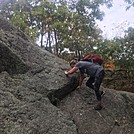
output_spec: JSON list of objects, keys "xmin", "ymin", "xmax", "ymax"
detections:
[{"xmin": 0, "ymin": 0, "xmax": 133, "ymax": 70}]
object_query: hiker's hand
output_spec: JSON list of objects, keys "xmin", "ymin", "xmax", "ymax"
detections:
[
  {"xmin": 76, "ymin": 85, "xmax": 81, "ymax": 90},
  {"xmin": 64, "ymin": 71, "xmax": 68, "ymax": 75}
]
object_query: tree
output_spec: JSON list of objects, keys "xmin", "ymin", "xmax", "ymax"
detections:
[
  {"xmin": 57, "ymin": 0, "xmax": 113, "ymax": 58},
  {"xmin": 124, "ymin": 0, "xmax": 134, "ymax": 10},
  {"xmin": 0, "ymin": 0, "xmax": 113, "ymax": 57},
  {"xmin": 95, "ymin": 27, "xmax": 134, "ymax": 70}
]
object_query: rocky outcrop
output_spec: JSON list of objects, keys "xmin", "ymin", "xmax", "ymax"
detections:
[
  {"xmin": 59, "ymin": 85, "xmax": 134, "ymax": 134},
  {"xmin": 0, "ymin": 16, "xmax": 79, "ymax": 134},
  {"xmin": 0, "ymin": 16, "xmax": 134, "ymax": 134}
]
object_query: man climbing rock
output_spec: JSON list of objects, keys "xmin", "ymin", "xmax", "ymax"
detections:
[{"xmin": 64, "ymin": 60, "xmax": 105, "ymax": 110}]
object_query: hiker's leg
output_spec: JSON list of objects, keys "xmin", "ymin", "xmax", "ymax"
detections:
[
  {"xmin": 86, "ymin": 77, "xmax": 95, "ymax": 90},
  {"xmin": 94, "ymin": 77, "xmax": 102, "ymax": 101},
  {"xmin": 93, "ymin": 71, "xmax": 105, "ymax": 110},
  {"xmin": 94, "ymin": 70, "xmax": 105, "ymax": 96},
  {"xmin": 94, "ymin": 70, "xmax": 105, "ymax": 100},
  {"xmin": 93, "ymin": 77, "xmax": 102, "ymax": 110}
]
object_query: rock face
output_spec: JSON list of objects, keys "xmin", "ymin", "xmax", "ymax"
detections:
[{"xmin": 0, "ymin": 16, "xmax": 134, "ymax": 134}]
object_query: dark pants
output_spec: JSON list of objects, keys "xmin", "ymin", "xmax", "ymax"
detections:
[{"xmin": 86, "ymin": 70, "xmax": 105, "ymax": 101}]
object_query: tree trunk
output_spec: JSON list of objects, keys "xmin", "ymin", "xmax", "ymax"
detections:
[
  {"xmin": 54, "ymin": 29, "xmax": 59, "ymax": 56},
  {"xmin": 40, "ymin": 23, "xmax": 44, "ymax": 48},
  {"xmin": 48, "ymin": 30, "xmax": 52, "ymax": 53}
]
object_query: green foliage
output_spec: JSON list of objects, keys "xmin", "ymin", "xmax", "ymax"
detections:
[
  {"xmin": 119, "ymin": 27, "xmax": 134, "ymax": 69},
  {"xmin": 93, "ymin": 27, "xmax": 134, "ymax": 70},
  {"xmin": 0, "ymin": 0, "xmax": 112, "ymax": 53}
]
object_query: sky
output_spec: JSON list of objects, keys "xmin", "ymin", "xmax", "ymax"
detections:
[{"xmin": 96, "ymin": 0, "xmax": 134, "ymax": 39}]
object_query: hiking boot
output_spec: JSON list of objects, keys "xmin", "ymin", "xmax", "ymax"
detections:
[
  {"xmin": 94, "ymin": 104, "xmax": 103, "ymax": 110},
  {"xmin": 101, "ymin": 91, "xmax": 105, "ymax": 97}
]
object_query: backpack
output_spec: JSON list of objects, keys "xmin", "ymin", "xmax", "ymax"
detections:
[{"xmin": 82, "ymin": 54, "xmax": 104, "ymax": 65}]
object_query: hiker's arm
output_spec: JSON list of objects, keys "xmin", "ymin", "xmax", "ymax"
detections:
[
  {"xmin": 76, "ymin": 73, "xmax": 86, "ymax": 90},
  {"xmin": 64, "ymin": 67, "xmax": 79, "ymax": 75}
]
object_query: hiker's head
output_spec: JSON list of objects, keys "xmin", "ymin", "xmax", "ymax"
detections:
[{"xmin": 70, "ymin": 60, "xmax": 77, "ymax": 68}]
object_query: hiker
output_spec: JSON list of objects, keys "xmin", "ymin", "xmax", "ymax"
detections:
[{"xmin": 64, "ymin": 60, "xmax": 105, "ymax": 110}]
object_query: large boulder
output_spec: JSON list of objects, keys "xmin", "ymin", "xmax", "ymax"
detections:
[
  {"xmin": 0, "ymin": 16, "xmax": 79, "ymax": 134},
  {"xmin": 59, "ymin": 85, "xmax": 134, "ymax": 134},
  {"xmin": 0, "ymin": 16, "xmax": 134, "ymax": 134}
]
